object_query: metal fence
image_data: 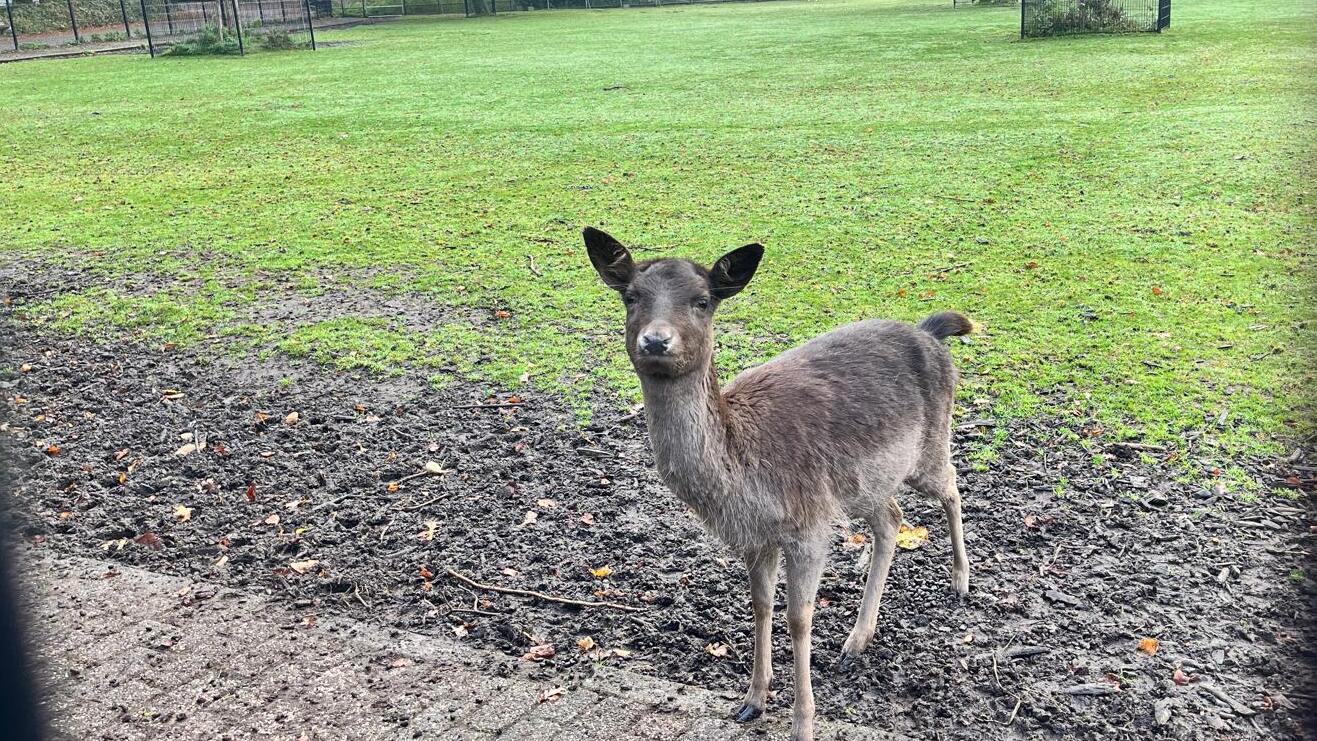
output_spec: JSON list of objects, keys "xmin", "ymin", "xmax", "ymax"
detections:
[
  {"xmin": 1020, "ymin": 0, "xmax": 1168, "ymax": 36},
  {"xmin": 0, "ymin": 0, "xmax": 317, "ymax": 55},
  {"xmin": 333, "ymin": 0, "xmax": 781, "ymax": 19}
]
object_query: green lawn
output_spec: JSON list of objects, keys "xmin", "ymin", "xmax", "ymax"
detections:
[{"xmin": 2, "ymin": 0, "xmax": 1313, "ymax": 471}]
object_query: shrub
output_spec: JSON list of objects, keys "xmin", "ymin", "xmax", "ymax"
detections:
[
  {"xmin": 259, "ymin": 29, "xmax": 305, "ymax": 50},
  {"xmin": 162, "ymin": 25, "xmax": 242, "ymax": 55}
]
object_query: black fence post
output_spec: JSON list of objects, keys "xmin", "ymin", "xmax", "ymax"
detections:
[
  {"xmin": 362, "ymin": 0, "xmax": 367, "ymax": 16},
  {"xmin": 302, "ymin": 0, "xmax": 315, "ymax": 48},
  {"xmin": 118, "ymin": 0, "xmax": 132, "ymax": 37},
  {"xmin": 257, "ymin": 0, "xmax": 265, "ymax": 22},
  {"xmin": 165, "ymin": 1, "xmax": 175, "ymax": 34},
  {"xmin": 201, "ymin": 1, "xmax": 209, "ymax": 25},
  {"xmin": 1019, "ymin": 0, "xmax": 1025, "ymax": 37},
  {"xmin": 231, "ymin": 0, "xmax": 243, "ymax": 52},
  {"xmin": 66, "ymin": 0, "xmax": 81, "ymax": 43},
  {"xmin": 6, "ymin": 0, "xmax": 18, "ymax": 51},
  {"xmin": 139, "ymin": 0, "xmax": 155, "ymax": 54}
]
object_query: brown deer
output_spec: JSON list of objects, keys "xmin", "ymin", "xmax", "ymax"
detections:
[{"xmin": 583, "ymin": 227, "xmax": 972, "ymax": 741}]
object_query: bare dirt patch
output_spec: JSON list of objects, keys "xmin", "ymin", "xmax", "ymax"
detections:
[{"xmin": 2, "ymin": 268, "xmax": 1313, "ymax": 740}]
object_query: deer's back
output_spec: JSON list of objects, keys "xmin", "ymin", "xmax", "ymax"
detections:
[{"xmin": 721, "ymin": 319, "xmax": 957, "ymax": 521}]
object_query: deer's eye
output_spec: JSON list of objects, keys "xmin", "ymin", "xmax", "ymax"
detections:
[
  {"xmin": 693, "ymin": 296, "xmax": 711, "ymax": 311},
  {"xmin": 622, "ymin": 294, "xmax": 638, "ymax": 307}
]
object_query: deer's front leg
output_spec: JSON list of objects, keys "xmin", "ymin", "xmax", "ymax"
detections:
[
  {"xmin": 734, "ymin": 544, "xmax": 780, "ymax": 722},
  {"xmin": 784, "ymin": 540, "xmax": 826, "ymax": 741}
]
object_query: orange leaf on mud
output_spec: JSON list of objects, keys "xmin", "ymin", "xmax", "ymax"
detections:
[
  {"xmin": 419, "ymin": 565, "xmax": 434, "ymax": 580},
  {"xmin": 1138, "ymin": 637, "xmax": 1160, "ymax": 655},
  {"xmin": 521, "ymin": 644, "xmax": 555, "ymax": 662},
  {"xmin": 494, "ymin": 310, "xmax": 512, "ymax": 320},
  {"xmin": 44, "ymin": 445, "xmax": 60, "ymax": 457},
  {"xmin": 590, "ymin": 565, "xmax": 612, "ymax": 579},
  {"xmin": 245, "ymin": 483, "xmax": 257, "ymax": 502}
]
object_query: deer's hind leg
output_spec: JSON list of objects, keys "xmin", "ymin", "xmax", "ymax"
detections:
[
  {"xmin": 839, "ymin": 496, "xmax": 901, "ymax": 668},
  {"xmin": 910, "ymin": 459, "xmax": 969, "ymax": 595}
]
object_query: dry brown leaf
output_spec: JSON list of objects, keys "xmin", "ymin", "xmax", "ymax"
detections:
[
  {"xmin": 134, "ymin": 532, "xmax": 164, "ymax": 550},
  {"xmin": 1138, "ymin": 637, "xmax": 1160, "ymax": 655},
  {"xmin": 452, "ymin": 623, "xmax": 469, "ymax": 638},
  {"xmin": 418, "ymin": 520, "xmax": 439, "ymax": 541},
  {"xmin": 579, "ymin": 512, "xmax": 595, "ymax": 526},
  {"xmin": 494, "ymin": 310, "xmax": 512, "ymax": 320},
  {"xmin": 536, "ymin": 498, "xmax": 557, "ymax": 509},
  {"xmin": 704, "ymin": 643, "xmax": 729, "ymax": 658},
  {"xmin": 843, "ymin": 533, "xmax": 866, "ymax": 549},
  {"xmin": 1151, "ymin": 286, "xmax": 1164, "ymax": 296},
  {"xmin": 173, "ymin": 504, "xmax": 193, "ymax": 522},
  {"xmin": 245, "ymin": 483, "xmax": 257, "ymax": 502},
  {"xmin": 175, "ymin": 443, "xmax": 197, "ymax": 457},
  {"xmin": 590, "ymin": 565, "xmax": 612, "ymax": 579},
  {"xmin": 289, "ymin": 559, "xmax": 319, "ymax": 574},
  {"xmin": 576, "ymin": 636, "xmax": 595, "ymax": 652},
  {"xmin": 419, "ymin": 565, "xmax": 434, "ymax": 580},
  {"xmin": 387, "ymin": 482, "xmax": 400, "ymax": 493},
  {"xmin": 521, "ymin": 644, "xmax": 555, "ymax": 662},
  {"xmin": 520, "ymin": 511, "xmax": 538, "ymax": 527},
  {"xmin": 44, "ymin": 444, "xmax": 61, "ymax": 457},
  {"xmin": 501, "ymin": 567, "xmax": 520, "ymax": 577},
  {"xmin": 284, "ymin": 411, "xmax": 300, "ymax": 426},
  {"xmin": 18, "ymin": 363, "xmax": 31, "ymax": 373},
  {"xmin": 537, "ymin": 686, "xmax": 565, "ymax": 704},
  {"xmin": 1172, "ymin": 667, "xmax": 1192, "ymax": 685}
]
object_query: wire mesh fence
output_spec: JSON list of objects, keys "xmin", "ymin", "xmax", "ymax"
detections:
[
  {"xmin": 329, "ymin": 0, "xmax": 777, "ymax": 19},
  {"xmin": 2, "ymin": 0, "xmax": 146, "ymax": 53},
  {"xmin": 1020, "ymin": 0, "xmax": 1168, "ymax": 36}
]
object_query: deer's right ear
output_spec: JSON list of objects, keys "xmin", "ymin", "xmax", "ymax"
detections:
[{"xmin": 583, "ymin": 227, "xmax": 635, "ymax": 292}]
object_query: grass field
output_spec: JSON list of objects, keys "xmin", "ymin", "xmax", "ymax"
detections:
[{"xmin": 2, "ymin": 0, "xmax": 1313, "ymax": 471}]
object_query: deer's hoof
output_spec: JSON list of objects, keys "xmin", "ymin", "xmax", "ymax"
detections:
[
  {"xmin": 837, "ymin": 651, "xmax": 858, "ymax": 673},
  {"xmin": 733, "ymin": 703, "xmax": 763, "ymax": 723}
]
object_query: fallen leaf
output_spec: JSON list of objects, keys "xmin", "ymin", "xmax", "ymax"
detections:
[
  {"xmin": 501, "ymin": 567, "xmax": 520, "ymax": 577},
  {"xmin": 536, "ymin": 498, "xmax": 557, "ymax": 509},
  {"xmin": 387, "ymin": 482, "xmax": 400, "ymax": 493},
  {"xmin": 18, "ymin": 363, "xmax": 31, "ymax": 373},
  {"xmin": 134, "ymin": 532, "xmax": 164, "ymax": 550},
  {"xmin": 44, "ymin": 444, "xmax": 61, "ymax": 457},
  {"xmin": 579, "ymin": 512, "xmax": 595, "ymax": 525},
  {"xmin": 895, "ymin": 523, "xmax": 929, "ymax": 550},
  {"xmin": 537, "ymin": 686, "xmax": 565, "ymax": 704},
  {"xmin": 452, "ymin": 624, "xmax": 469, "ymax": 638},
  {"xmin": 704, "ymin": 642, "xmax": 729, "ymax": 658},
  {"xmin": 1138, "ymin": 637, "xmax": 1160, "ymax": 655},
  {"xmin": 264, "ymin": 514, "xmax": 280, "ymax": 526},
  {"xmin": 590, "ymin": 565, "xmax": 612, "ymax": 579},
  {"xmin": 520, "ymin": 511, "xmax": 538, "ymax": 527},
  {"xmin": 58, "ymin": 511, "xmax": 73, "ymax": 520},
  {"xmin": 418, "ymin": 520, "xmax": 439, "ymax": 541},
  {"xmin": 494, "ymin": 310, "xmax": 512, "ymax": 320},
  {"xmin": 424, "ymin": 460, "xmax": 447, "ymax": 475},
  {"xmin": 114, "ymin": 449, "xmax": 129, "ymax": 461},
  {"xmin": 1172, "ymin": 667, "xmax": 1192, "ymax": 686},
  {"xmin": 284, "ymin": 411, "xmax": 300, "ymax": 426},
  {"xmin": 576, "ymin": 636, "xmax": 595, "ymax": 651},
  {"xmin": 213, "ymin": 554, "xmax": 229, "ymax": 569},
  {"xmin": 521, "ymin": 644, "xmax": 555, "ymax": 661},
  {"xmin": 611, "ymin": 648, "xmax": 632, "ymax": 658},
  {"xmin": 117, "ymin": 471, "xmax": 127, "ymax": 485},
  {"xmin": 289, "ymin": 559, "xmax": 319, "ymax": 574},
  {"xmin": 1151, "ymin": 286, "xmax": 1164, "ymax": 296},
  {"xmin": 245, "ymin": 483, "xmax": 257, "ymax": 502},
  {"xmin": 175, "ymin": 443, "xmax": 197, "ymax": 457},
  {"xmin": 419, "ymin": 565, "xmax": 434, "ymax": 580},
  {"xmin": 843, "ymin": 533, "xmax": 866, "ymax": 549},
  {"xmin": 1025, "ymin": 261, "xmax": 1039, "ymax": 269},
  {"xmin": 173, "ymin": 504, "xmax": 193, "ymax": 522}
]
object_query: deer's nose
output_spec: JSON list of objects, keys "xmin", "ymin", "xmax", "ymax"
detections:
[{"xmin": 639, "ymin": 332, "xmax": 672, "ymax": 355}]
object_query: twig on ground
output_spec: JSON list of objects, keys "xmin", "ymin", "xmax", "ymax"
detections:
[
  {"xmin": 452, "ymin": 402, "xmax": 524, "ymax": 410},
  {"xmin": 1005, "ymin": 697, "xmax": 1023, "ymax": 725},
  {"xmin": 445, "ymin": 568, "xmax": 645, "ymax": 612},
  {"xmin": 353, "ymin": 583, "xmax": 372, "ymax": 609},
  {"xmin": 525, "ymin": 254, "xmax": 543, "ymax": 277}
]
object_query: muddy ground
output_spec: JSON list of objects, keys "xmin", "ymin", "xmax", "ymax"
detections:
[{"xmin": 2, "ymin": 263, "xmax": 1314, "ymax": 740}]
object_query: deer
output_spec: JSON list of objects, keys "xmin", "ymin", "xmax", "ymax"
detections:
[{"xmin": 582, "ymin": 227, "xmax": 972, "ymax": 741}]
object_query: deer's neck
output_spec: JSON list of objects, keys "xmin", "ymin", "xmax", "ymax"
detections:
[{"xmin": 639, "ymin": 363, "xmax": 738, "ymax": 507}]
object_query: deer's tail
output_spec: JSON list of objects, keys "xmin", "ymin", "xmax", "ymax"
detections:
[{"xmin": 917, "ymin": 311, "xmax": 975, "ymax": 341}]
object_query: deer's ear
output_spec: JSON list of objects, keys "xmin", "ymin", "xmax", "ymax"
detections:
[
  {"xmin": 583, "ymin": 227, "xmax": 635, "ymax": 292},
  {"xmin": 709, "ymin": 243, "xmax": 763, "ymax": 300}
]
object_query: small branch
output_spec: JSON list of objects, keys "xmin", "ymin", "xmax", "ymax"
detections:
[
  {"xmin": 445, "ymin": 569, "xmax": 645, "ymax": 613},
  {"xmin": 525, "ymin": 254, "xmax": 543, "ymax": 277},
  {"xmin": 451, "ymin": 402, "xmax": 524, "ymax": 410},
  {"xmin": 1004, "ymin": 697, "xmax": 1023, "ymax": 725}
]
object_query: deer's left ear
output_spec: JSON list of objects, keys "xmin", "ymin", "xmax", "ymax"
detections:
[
  {"xmin": 709, "ymin": 244, "xmax": 763, "ymax": 300},
  {"xmin": 583, "ymin": 227, "xmax": 635, "ymax": 292}
]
